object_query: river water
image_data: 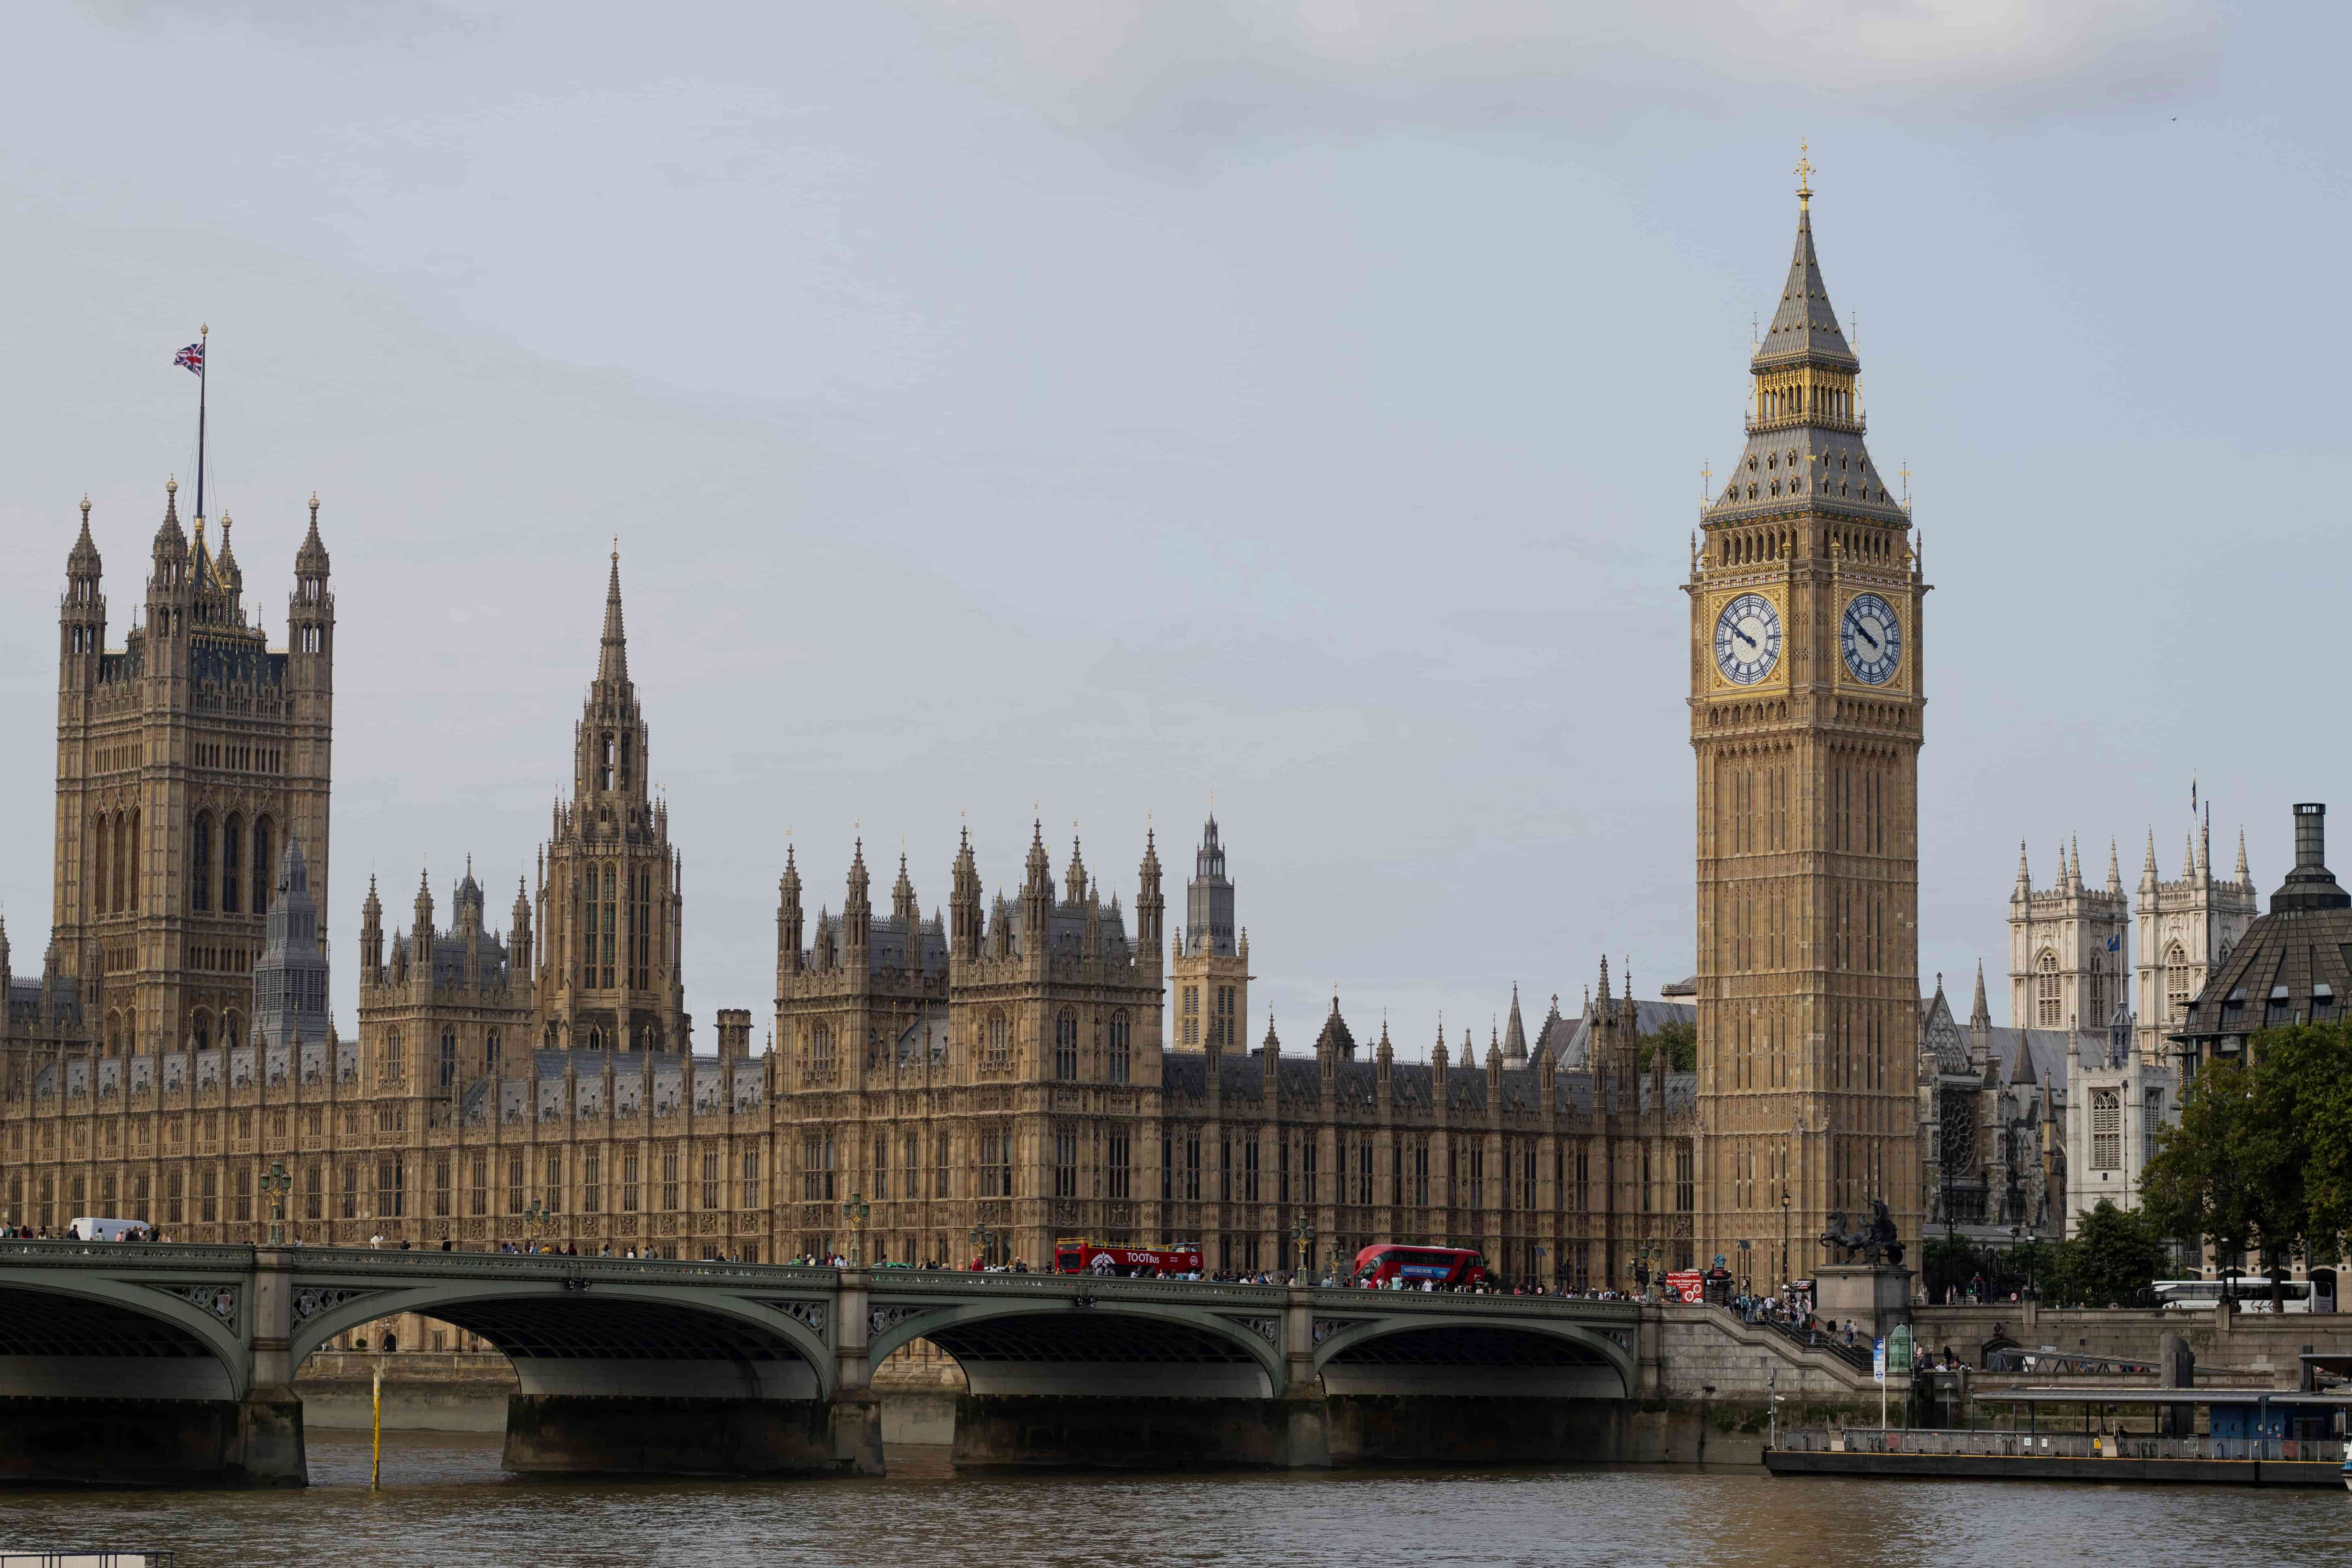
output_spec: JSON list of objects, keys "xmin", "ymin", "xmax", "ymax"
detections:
[{"xmin": 0, "ymin": 1434, "xmax": 2339, "ymax": 1567}]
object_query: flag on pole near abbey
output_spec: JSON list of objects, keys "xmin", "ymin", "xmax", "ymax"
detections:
[{"xmin": 174, "ymin": 341, "xmax": 205, "ymax": 375}]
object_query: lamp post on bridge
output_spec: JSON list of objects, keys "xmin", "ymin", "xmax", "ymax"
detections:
[
  {"xmin": 523, "ymin": 1198, "xmax": 549, "ymax": 1253},
  {"xmin": 843, "ymin": 1191, "xmax": 870, "ymax": 1266},
  {"xmin": 1780, "ymin": 1187, "xmax": 1791, "ymax": 1296},
  {"xmin": 968, "ymin": 1221, "xmax": 993, "ymax": 1271},
  {"xmin": 1290, "ymin": 1215, "xmax": 1315, "ymax": 1285},
  {"xmin": 260, "ymin": 1159, "xmax": 292, "ymax": 1246}
]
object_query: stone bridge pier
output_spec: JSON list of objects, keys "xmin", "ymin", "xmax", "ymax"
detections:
[{"xmin": 0, "ymin": 1244, "xmax": 306, "ymax": 1488}]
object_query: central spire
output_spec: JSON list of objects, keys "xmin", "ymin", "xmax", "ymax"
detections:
[
  {"xmin": 598, "ymin": 543, "xmax": 629, "ymax": 686},
  {"xmin": 1703, "ymin": 151, "xmax": 1904, "ymax": 531},
  {"xmin": 1753, "ymin": 150, "xmax": 1857, "ymax": 375}
]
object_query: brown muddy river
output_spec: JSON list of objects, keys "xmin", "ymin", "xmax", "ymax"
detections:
[{"xmin": 0, "ymin": 1431, "xmax": 2337, "ymax": 1566}]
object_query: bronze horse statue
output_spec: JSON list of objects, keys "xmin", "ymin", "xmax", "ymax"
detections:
[{"xmin": 1819, "ymin": 1199, "xmax": 1906, "ymax": 1267}]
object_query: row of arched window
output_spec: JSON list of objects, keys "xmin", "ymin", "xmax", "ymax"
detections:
[
  {"xmin": 184, "ymin": 810, "xmax": 273, "ymax": 916},
  {"xmin": 1756, "ymin": 383, "xmax": 1854, "ymax": 422},
  {"xmin": 90, "ymin": 808, "xmax": 142, "ymax": 916},
  {"xmin": 801, "ymin": 1008, "xmax": 1133, "ymax": 1084},
  {"xmin": 2035, "ymin": 945, "xmax": 2186, "ymax": 1027}
]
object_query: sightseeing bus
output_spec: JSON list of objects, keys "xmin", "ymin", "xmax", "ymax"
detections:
[
  {"xmin": 2155, "ymin": 1276, "xmax": 2320, "ymax": 1313},
  {"xmin": 1050, "ymin": 1239, "xmax": 1204, "ymax": 1277},
  {"xmin": 1351, "ymin": 1244, "xmax": 1487, "ymax": 1290}
]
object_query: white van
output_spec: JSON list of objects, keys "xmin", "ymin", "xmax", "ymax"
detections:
[{"xmin": 66, "ymin": 1217, "xmax": 151, "ymax": 1242}]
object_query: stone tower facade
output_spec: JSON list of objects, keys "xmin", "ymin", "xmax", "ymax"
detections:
[
  {"xmin": 1689, "ymin": 162, "xmax": 1926, "ymax": 1274},
  {"xmin": 533, "ymin": 552, "xmax": 688, "ymax": 1055},
  {"xmin": 250, "ymin": 836, "xmax": 329, "ymax": 1051},
  {"xmin": 1170, "ymin": 815, "xmax": 1249, "ymax": 1050},
  {"xmin": 49, "ymin": 482, "xmax": 334, "ymax": 1059},
  {"xmin": 2008, "ymin": 837, "xmax": 2128, "ymax": 1032},
  {"xmin": 2133, "ymin": 819, "xmax": 2255, "ymax": 1061}
]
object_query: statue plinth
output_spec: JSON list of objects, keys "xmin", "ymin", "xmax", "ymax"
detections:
[{"xmin": 1813, "ymin": 1265, "xmax": 1913, "ymax": 1343}]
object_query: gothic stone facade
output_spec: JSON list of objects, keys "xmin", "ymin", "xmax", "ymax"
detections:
[{"xmin": 1689, "ymin": 171, "xmax": 1925, "ymax": 1276}]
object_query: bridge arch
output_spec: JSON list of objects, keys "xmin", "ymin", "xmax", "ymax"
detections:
[
  {"xmin": 1310, "ymin": 1314, "xmax": 1634, "ymax": 1399},
  {"xmin": 869, "ymin": 1297, "xmax": 1286, "ymax": 1398},
  {"xmin": 290, "ymin": 1279, "xmax": 836, "ymax": 1401},
  {"xmin": 0, "ymin": 1263, "xmax": 250, "ymax": 1400}
]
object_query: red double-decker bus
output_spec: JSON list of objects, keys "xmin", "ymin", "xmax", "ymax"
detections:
[
  {"xmin": 1351, "ymin": 1244, "xmax": 1487, "ymax": 1289},
  {"xmin": 1050, "ymin": 1238, "xmax": 1204, "ymax": 1277}
]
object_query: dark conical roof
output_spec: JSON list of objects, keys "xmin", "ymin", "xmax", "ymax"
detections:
[
  {"xmin": 296, "ymin": 493, "xmax": 330, "ymax": 573},
  {"xmin": 154, "ymin": 477, "xmax": 187, "ymax": 553},
  {"xmin": 68, "ymin": 496, "xmax": 100, "ymax": 572},
  {"xmin": 1751, "ymin": 194, "xmax": 1858, "ymax": 373},
  {"xmin": 597, "ymin": 547, "xmax": 629, "ymax": 685},
  {"xmin": 1703, "ymin": 168, "xmax": 1908, "ymax": 530}
]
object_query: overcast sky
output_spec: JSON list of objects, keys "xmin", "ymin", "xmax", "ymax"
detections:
[{"xmin": 1, "ymin": 2, "xmax": 2340, "ymax": 1052}]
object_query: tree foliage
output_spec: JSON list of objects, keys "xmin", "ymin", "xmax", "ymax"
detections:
[
  {"xmin": 2049, "ymin": 1201, "xmax": 2168, "ymax": 1307},
  {"xmin": 1640, "ymin": 1020, "xmax": 1697, "ymax": 1073},
  {"xmin": 2140, "ymin": 1020, "xmax": 2352, "ymax": 1302}
]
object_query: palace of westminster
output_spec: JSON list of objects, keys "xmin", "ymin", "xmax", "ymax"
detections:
[{"xmin": 0, "ymin": 175, "xmax": 2262, "ymax": 1292}]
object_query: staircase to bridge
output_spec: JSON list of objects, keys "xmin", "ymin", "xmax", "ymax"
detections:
[{"xmin": 0, "ymin": 1241, "xmax": 1858, "ymax": 1485}]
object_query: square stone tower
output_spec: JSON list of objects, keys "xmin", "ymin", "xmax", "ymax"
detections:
[
  {"xmin": 1169, "ymin": 815, "xmax": 1249, "ymax": 1051},
  {"xmin": 1688, "ymin": 156, "xmax": 1926, "ymax": 1276},
  {"xmin": 51, "ymin": 483, "xmax": 334, "ymax": 1058}
]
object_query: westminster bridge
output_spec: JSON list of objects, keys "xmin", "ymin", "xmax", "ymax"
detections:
[{"xmin": 0, "ymin": 1241, "xmax": 1861, "ymax": 1485}]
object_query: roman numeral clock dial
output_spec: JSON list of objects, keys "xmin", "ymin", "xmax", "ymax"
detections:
[
  {"xmin": 1839, "ymin": 591, "xmax": 1902, "ymax": 686},
  {"xmin": 1713, "ymin": 593, "xmax": 1781, "ymax": 686}
]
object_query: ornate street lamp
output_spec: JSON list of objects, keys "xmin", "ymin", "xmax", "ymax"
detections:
[
  {"xmin": 260, "ymin": 1159, "xmax": 293, "ymax": 1247},
  {"xmin": 968, "ymin": 1221, "xmax": 993, "ymax": 1270},
  {"xmin": 1291, "ymin": 1214, "xmax": 1316, "ymax": 1284},
  {"xmin": 523, "ymin": 1197, "xmax": 549, "ymax": 1252},
  {"xmin": 843, "ymin": 1191, "xmax": 870, "ymax": 1265}
]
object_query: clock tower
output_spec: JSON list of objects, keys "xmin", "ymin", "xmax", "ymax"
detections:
[{"xmin": 1687, "ymin": 156, "xmax": 1926, "ymax": 1288}]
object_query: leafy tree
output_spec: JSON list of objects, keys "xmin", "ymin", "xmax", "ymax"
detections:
[
  {"xmin": 2000, "ymin": 1238, "xmax": 2059, "ymax": 1301},
  {"xmin": 1922, "ymin": 1234, "xmax": 1979, "ymax": 1301},
  {"xmin": 2050, "ymin": 1200, "xmax": 2166, "ymax": 1307},
  {"xmin": 2140, "ymin": 1056, "xmax": 2272, "ymax": 1285},
  {"xmin": 1640, "ymin": 1020, "xmax": 1697, "ymax": 1073},
  {"xmin": 2140, "ymin": 1022, "xmax": 2352, "ymax": 1306}
]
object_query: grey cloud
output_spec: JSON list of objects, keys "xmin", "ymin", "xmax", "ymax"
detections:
[{"xmin": 914, "ymin": 0, "xmax": 2221, "ymax": 159}]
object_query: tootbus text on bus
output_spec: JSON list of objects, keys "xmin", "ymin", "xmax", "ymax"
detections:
[
  {"xmin": 1050, "ymin": 1238, "xmax": 1204, "ymax": 1277},
  {"xmin": 1351, "ymin": 1244, "xmax": 1488, "ymax": 1289}
]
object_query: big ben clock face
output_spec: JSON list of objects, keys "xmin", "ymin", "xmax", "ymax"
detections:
[
  {"xmin": 1713, "ymin": 593, "xmax": 1782, "ymax": 686},
  {"xmin": 1840, "ymin": 592, "xmax": 1902, "ymax": 685}
]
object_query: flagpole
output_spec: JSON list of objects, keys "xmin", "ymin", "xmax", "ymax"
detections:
[{"xmin": 194, "ymin": 323, "xmax": 209, "ymax": 522}]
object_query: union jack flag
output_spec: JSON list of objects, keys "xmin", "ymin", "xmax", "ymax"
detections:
[{"xmin": 174, "ymin": 341, "xmax": 204, "ymax": 375}]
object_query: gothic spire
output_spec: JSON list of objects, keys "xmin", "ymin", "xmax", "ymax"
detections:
[
  {"xmin": 68, "ymin": 495, "xmax": 99, "ymax": 573},
  {"xmin": 2143, "ymin": 829, "xmax": 2159, "ymax": 882},
  {"xmin": 1502, "ymin": 982, "xmax": 1527, "ymax": 1062},
  {"xmin": 1752, "ymin": 146, "xmax": 1858, "ymax": 376},
  {"xmin": 597, "ymin": 544, "xmax": 629, "ymax": 686},
  {"xmin": 2015, "ymin": 842, "xmax": 2030, "ymax": 895},
  {"xmin": 2236, "ymin": 826, "xmax": 2251, "ymax": 885},
  {"xmin": 296, "ymin": 492, "xmax": 330, "ymax": 575},
  {"xmin": 893, "ymin": 852, "xmax": 917, "ymax": 925},
  {"xmin": 2107, "ymin": 837, "xmax": 2122, "ymax": 894},
  {"xmin": 153, "ymin": 476, "xmax": 187, "ymax": 557},
  {"xmin": 1970, "ymin": 959, "xmax": 1991, "ymax": 1032}
]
